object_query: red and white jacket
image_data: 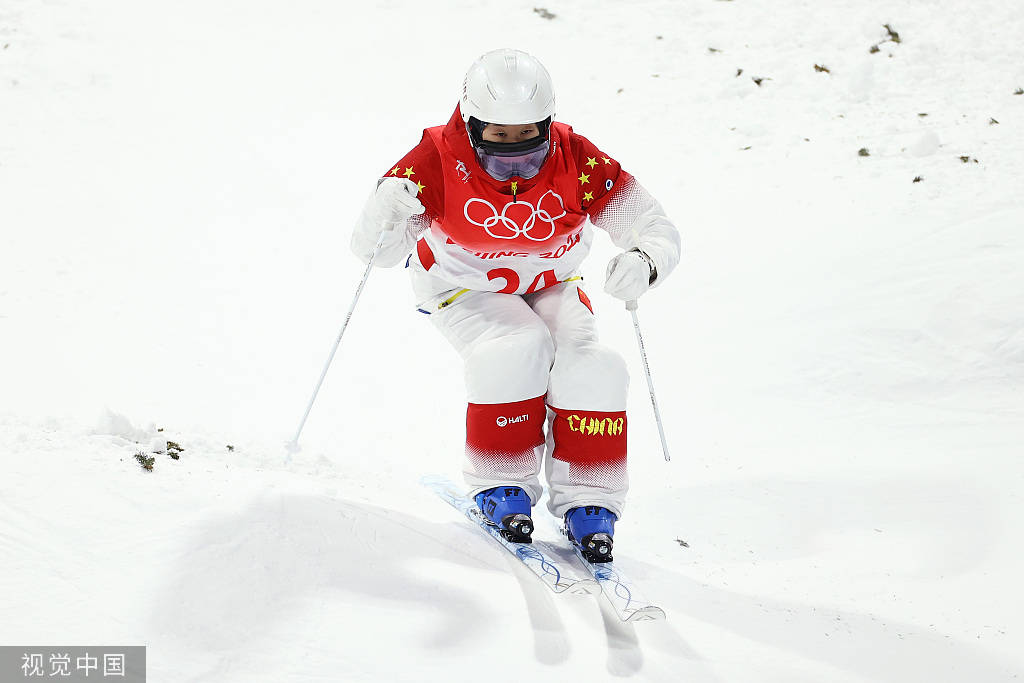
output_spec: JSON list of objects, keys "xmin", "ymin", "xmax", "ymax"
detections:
[{"xmin": 352, "ymin": 105, "xmax": 680, "ymax": 297}]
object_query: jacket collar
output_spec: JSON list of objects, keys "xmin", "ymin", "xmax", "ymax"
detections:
[{"xmin": 442, "ymin": 104, "xmax": 557, "ymax": 196}]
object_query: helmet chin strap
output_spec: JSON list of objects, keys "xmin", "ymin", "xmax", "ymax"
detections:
[{"xmin": 466, "ymin": 117, "xmax": 488, "ymax": 147}]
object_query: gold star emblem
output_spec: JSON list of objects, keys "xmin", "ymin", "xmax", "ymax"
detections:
[
  {"xmin": 389, "ymin": 167, "xmax": 400, "ymax": 176},
  {"xmin": 403, "ymin": 167, "xmax": 415, "ymax": 178},
  {"xmin": 585, "ymin": 157, "xmax": 598, "ymax": 169},
  {"xmin": 602, "ymin": 156, "xmax": 611, "ymax": 165},
  {"xmin": 416, "ymin": 180, "xmax": 425, "ymax": 194},
  {"xmin": 583, "ymin": 191, "xmax": 594, "ymax": 202},
  {"xmin": 578, "ymin": 172, "xmax": 590, "ymax": 185},
  {"xmin": 510, "ymin": 180, "xmax": 518, "ymax": 193}
]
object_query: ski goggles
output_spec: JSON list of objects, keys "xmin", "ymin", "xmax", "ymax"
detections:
[{"xmin": 474, "ymin": 136, "xmax": 550, "ymax": 181}]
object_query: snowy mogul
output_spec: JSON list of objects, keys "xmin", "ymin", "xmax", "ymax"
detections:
[{"xmin": 351, "ymin": 49, "xmax": 681, "ymax": 562}]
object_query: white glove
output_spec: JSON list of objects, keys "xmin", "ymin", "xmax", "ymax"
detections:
[
  {"xmin": 351, "ymin": 178, "xmax": 424, "ymax": 266},
  {"xmin": 604, "ymin": 249, "xmax": 654, "ymax": 301},
  {"xmin": 373, "ymin": 177, "xmax": 425, "ymax": 224}
]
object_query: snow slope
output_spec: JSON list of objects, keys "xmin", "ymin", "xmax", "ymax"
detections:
[{"xmin": 2, "ymin": 1, "xmax": 1022, "ymax": 681}]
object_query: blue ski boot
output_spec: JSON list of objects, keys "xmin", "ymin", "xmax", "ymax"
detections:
[
  {"xmin": 474, "ymin": 486, "xmax": 534, "ymax": 543},
  {"xmin": 565, "ymin": 505, "xmax": 617, "ymax": 563}
]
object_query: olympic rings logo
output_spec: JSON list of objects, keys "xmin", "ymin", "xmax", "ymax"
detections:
[{"xmin": 464, "ymin": 190, "xmax": 567, "ymax": 242}]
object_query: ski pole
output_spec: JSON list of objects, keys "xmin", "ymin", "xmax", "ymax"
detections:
[
  {"xmin": 625, "ymin": 299, "xmax": 670, "ymax": 462},
  {"xmin": 287, "ymin": 231, "xmax": 387, "ymax": 452}
]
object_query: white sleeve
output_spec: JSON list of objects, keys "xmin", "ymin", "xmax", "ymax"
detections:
[{"xmin": 590, "ymin": 177, "xmax": 681, "ymax": 287}]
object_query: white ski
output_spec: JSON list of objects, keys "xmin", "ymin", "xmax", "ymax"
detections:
[
  {"xmin": 424, "ymin": 476, "xmax": 600, "ymax": 595},
  {"xmin": 570, "ymin": 546, "xmax": 666, "ymax": 622},
  {"xmin": 550, "ymin": 516, "xmax": 666, "ymax": 622}
]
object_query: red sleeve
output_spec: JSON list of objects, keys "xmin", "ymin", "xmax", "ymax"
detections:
[
  {"xmin": 381, "ymin": 130, "xmax": 445, "ymax": 221},
  {"xmin": 565, "ymin": 131, "xmax": 635, "ymax": 218}
]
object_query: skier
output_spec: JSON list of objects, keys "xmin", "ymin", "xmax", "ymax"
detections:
[{"xmin": 351, "ymin": 48, "xmax": 680, "ymax": 562}]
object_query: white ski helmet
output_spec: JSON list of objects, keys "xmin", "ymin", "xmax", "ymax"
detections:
[{"xmin": 461, "ymin": 48, "xmax": 555, "ymax": 126}]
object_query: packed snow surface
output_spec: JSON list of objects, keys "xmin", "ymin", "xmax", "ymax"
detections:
[{"xmin": 2, "ymin": 1, "xmax": 1022, "ymax": 681}]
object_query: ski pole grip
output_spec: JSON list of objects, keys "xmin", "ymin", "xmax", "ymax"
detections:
[{"xmin": 625, "ymin": 299, "xmax": 639, "ymax": 311}]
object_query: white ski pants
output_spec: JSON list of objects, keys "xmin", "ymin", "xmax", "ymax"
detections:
[{"xmin": 410, "ymin": 262, "xmax": 630, "ymax": 518}]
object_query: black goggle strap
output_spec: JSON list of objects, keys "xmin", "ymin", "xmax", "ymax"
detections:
[{"xmin": 468, "ymin": 117, "xmax": 551, "ymax": 153}]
